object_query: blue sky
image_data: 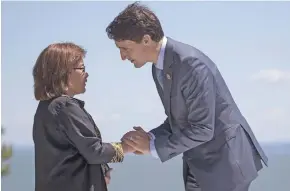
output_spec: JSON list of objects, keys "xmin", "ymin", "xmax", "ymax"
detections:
[{"xmin": 1, "ymin": 1, "xmax": 290, "ymax": 146}]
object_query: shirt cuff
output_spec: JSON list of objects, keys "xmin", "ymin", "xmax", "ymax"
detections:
[
  {"xmin": 148, "ymin": 132, "xmax": 159, "ymax": 159},
  {"xmin": 148, "ymin": 132, "xmax": 156, "ymax": 140}
]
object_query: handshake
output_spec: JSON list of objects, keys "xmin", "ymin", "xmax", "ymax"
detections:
[
  {"xmin": 120, "ymin": 126, "xmax": 151, "ymax": 155},
  {"xmin": 106, "ymin": 126, "xmax": 152, "ymax": 185}
]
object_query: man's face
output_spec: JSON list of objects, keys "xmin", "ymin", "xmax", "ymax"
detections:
[{"xmin": 115, "ymin": 38, "xmax": 150, "ymax": 68}]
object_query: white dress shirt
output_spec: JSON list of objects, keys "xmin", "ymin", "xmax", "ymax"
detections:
[{"xmin": 148, "ymin": 36, "xmax": 167, "ymax": 159}]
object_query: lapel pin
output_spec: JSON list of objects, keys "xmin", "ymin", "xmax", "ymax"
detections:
[{"xmin": 166, "ymin": 73, "xmax": 171, "ymax": 80}]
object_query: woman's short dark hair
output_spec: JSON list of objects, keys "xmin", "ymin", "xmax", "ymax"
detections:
[
  {"xmin": 32, "ymin": 42, "xmax": 86, "ymax": 101},
  {"xmin": 106, "ymin": 2, "xmax": 164, "ymax": 43}
]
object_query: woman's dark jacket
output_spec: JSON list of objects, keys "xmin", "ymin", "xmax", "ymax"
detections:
[{"xmin": 33, "ymin": 96, "xmax": 123, "ymax": 191}]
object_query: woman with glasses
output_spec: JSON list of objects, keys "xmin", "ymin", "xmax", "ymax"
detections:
[{"xmin": 32, "ymin": 42, "xmax": 135, "ymax": 191}]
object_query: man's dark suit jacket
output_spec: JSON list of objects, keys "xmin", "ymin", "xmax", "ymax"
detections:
[{"xmin": 150, "ymin": 37, "xmax": 268, "ymax": 191}]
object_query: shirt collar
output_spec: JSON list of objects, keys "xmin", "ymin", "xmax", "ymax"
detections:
[
  {"xmin": 155, "ymin": 36, "xmax": 167, "ymax": 70},
  {"xmin": 61, "ymin": 94, "xmax": 85, "ymax": 108},
  {"xmin": 74, "ymin": 98, "xmax": 85, "ymax": 108}
]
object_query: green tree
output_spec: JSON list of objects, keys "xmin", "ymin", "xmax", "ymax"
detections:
[{"xmin": 1, "ymin": 126, "xmax": 13, "ymax": 177}]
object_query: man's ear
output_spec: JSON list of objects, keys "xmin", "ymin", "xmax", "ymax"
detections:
[{"xmin": 142, "ymin": 34, "xmax": 152, "ymax": 45}]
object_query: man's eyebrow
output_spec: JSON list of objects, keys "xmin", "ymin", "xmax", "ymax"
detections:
[
  {"xmin": 118, "ymin": 46, "xmax": 128, "ymax": 50},
  {"xmin": 115, "ymin": 43, "xmax": 128, "ymax": 50},
  {"xmin": 115, "ymin": 43, "xmax": 122, "ymax": 49}
]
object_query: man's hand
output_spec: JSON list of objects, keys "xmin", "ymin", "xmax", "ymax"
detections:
[
  {"xmin": 120, "ymin": 142, "xmax": 136, "ymax": 154},
  {"xmin": 134, "ymin": 150, "xmax": 144, "ymax": 155},
  {"xmin": 105, "ymin": 168, "xmax": 113, "ymax": 185},
  {"xmin": 121, "ymin": 126, "xmax": 151, "ymax": 154}
]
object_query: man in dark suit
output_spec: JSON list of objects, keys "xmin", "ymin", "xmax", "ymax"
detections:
[{"xmin": 105, "ymin": 2, "xmax": 268, "ymax": 191}]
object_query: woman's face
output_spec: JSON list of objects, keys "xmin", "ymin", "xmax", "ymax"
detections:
[{"xmin": 67, "ymin": 61, "xmax": 89, "ymax": 96}]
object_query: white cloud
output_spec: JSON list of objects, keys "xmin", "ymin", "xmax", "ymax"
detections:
[
  {"xmin": 251, "ymin": 69, "xmax": 290, "ymax": 83},
  {"xmin": 261, "ymin": 108, "xmax": 287, "ymax": 121},
  {"xmin": 248, "ymin": 107, "xmax": 290, "ymax": 142}
]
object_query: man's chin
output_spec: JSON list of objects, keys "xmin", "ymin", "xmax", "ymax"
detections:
[
  {"xmin": 81, "ymin": 88, "xmax": 86, "ymax": 94},
  {"xmin": 133, "ymin": 63, "xmax": 145, "ymax": 68}
]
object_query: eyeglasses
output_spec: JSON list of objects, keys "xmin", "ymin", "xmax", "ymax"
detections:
[{"xmin": 73, "ymin": 66, "xmax": 85, "ymax": 72}]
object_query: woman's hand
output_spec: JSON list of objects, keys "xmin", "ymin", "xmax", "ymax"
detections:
[
  {"xmin": 121, "ymin": 142, "xmax": 136, "ymax": 154},
  {"xmin": 105, "ymin": 168, "xmax": 113, "ymax": 185}
]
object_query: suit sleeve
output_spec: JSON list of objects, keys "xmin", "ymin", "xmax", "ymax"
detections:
[
  {"xmin": 149, "ymin": 117, "xmax": 171, "ymax": 137},
  {"xmin": 154, "ymin": 59, "xmax": 216, "ymax": 162},
  {"xmin": 56, "ymin": 100, "xmax": 124, "ymax": 164}
]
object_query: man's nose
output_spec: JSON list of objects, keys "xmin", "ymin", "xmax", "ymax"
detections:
[{"xmin": 120, "ymin": 52, "xmax": 127, "ymax": 61}]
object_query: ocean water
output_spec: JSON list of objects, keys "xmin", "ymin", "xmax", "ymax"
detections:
[{"xmin": 2, "ymin": 145, "xmax": 290, "ymax": 191}]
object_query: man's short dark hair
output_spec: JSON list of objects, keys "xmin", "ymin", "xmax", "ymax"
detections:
[{"xmin": 106, "ymin": 2, "xmax": 164, "ymax": 43}]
